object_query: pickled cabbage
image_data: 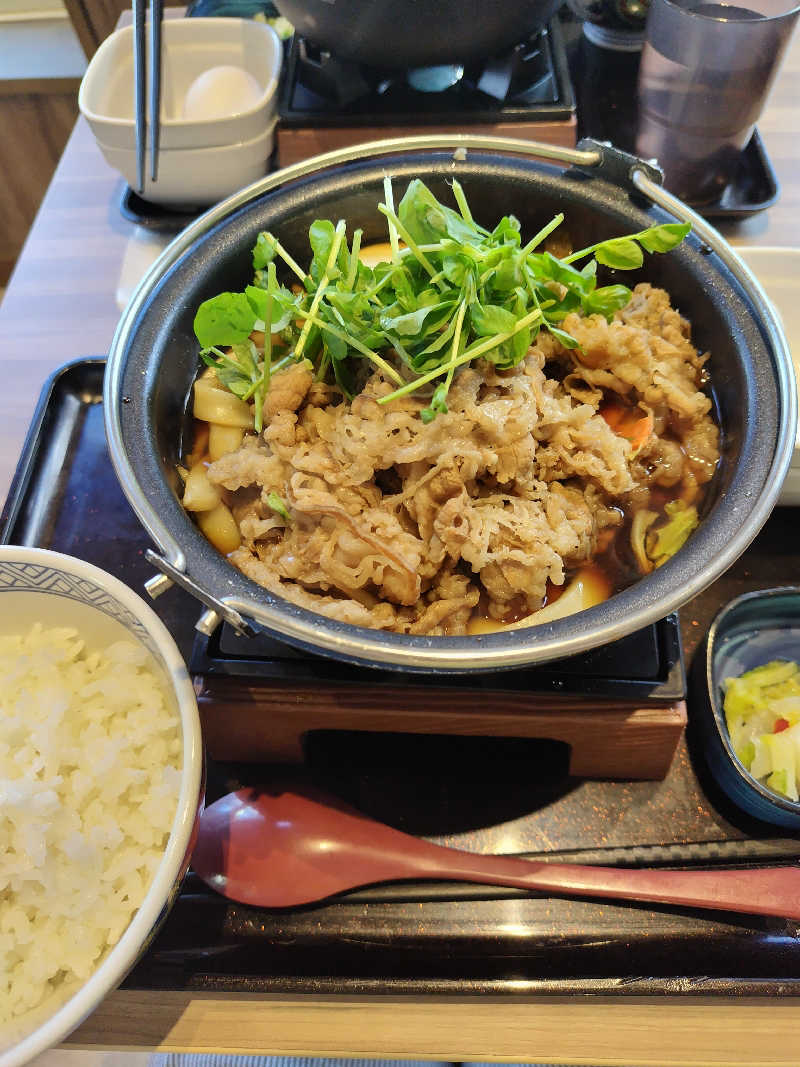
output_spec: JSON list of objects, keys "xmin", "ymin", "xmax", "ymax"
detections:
[
  {"xmin": 647, "ymin": 500, "xmax": 699, "ymax": 569},
  {"xmin": 723, "ymin": 659, "xmax": 800, "ymax": 800},
  {"xmin": 629, "ymin": 500, "xmax": 699, "ymax": 575}
]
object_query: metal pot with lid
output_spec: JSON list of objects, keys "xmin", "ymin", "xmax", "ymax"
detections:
[{"xmin": 270, "ymin": 0, "xmax": 566, "ymax": 69}]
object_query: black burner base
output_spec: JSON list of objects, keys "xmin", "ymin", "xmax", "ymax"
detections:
[
  {"xmin": 190, "ymin": 613, "xmax": 684, "ymax": 704},
  {"xmin": 279, "ymin": 18, "xmax": 575, "ymax": 128}
]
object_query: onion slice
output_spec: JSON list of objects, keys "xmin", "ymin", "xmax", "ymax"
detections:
[{"xmin": 467, "ymin": 567, "xmax": 611, "ymax": 635}]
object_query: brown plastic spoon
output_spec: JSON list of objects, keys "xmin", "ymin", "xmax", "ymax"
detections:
[{"xmin": 191, "ymin": 786, "xmax": 800, "ymax": 918}]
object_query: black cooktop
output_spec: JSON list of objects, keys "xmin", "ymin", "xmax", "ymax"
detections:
[
  {"xmin": 190, "ymin": 613, "xmax": 685, "ymax": 702},
  {"xmin": 278, "ymin": 17, "xmax": 575, "ymax": 125}
]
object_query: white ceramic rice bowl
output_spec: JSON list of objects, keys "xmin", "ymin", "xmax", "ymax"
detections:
[{"xmin": 0, "ymin": 546, "xmax": 203, "ymax": 1067}]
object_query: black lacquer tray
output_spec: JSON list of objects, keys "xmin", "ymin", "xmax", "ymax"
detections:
[{"xmin": 4, "ymin": 358, "xmax": 800, "ymax": 998}]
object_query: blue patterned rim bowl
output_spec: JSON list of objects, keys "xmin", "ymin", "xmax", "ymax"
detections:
[
  {"xmin": 701, "ymin": 586, "xmax": 800, "ymax": 829},
  {"xmin": 0, "ymin": 545, "xmax": 203, "ymax": 1067}
]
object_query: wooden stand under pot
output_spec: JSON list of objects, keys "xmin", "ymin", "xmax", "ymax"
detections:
[{"xmin": 194, "ymin": 648, "xmax": 691, "ymax": 776}]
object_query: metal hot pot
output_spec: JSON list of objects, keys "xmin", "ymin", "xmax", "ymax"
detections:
[
  {"xmin": 269, "ymin": 0, "xmax": 565, "ymax": 69},
  {"xmin": 104, "ymin": 136, "xmax": 796, "ymax": 673}
]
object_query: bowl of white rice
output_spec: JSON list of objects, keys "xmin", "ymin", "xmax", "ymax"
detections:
[{"xmin": 0, "ymin": 545, "xmax": 203, "ymax": 1067}]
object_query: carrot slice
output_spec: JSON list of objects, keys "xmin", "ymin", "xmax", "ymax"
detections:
[{"xmin": 600, "ymin": 400, "xmax": 654, "ymax": 454}]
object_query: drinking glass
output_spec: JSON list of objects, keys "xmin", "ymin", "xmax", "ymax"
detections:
[{"xmin": 636, "ymin": 0, "xmax": 800, "ymax": 204}]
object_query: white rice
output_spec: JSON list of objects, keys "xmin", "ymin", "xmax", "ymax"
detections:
[{"xmin": 0, "ymin": 622, "xmax": 181, "ymax": 1023}]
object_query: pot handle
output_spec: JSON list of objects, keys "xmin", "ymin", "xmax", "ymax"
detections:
[
  {"xmin": 144, "ymin": 549, "xmax": 257, "ymax": 637},
  {"xmin": 571, "ymin": 137, "xmax": 664, "ymax": 193},
  {"xmin": 163, "ymin": 135, "xmax": 651, "ymax": 252}
]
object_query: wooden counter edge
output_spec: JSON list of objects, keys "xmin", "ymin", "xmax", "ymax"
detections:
[{"xmin": 63, "ymin": 989, "xmax": 800, "ymax": 1065}]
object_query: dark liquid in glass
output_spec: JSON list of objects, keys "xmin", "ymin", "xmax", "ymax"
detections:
[
  {"xmin": 690, "ymin": 3, "xmax": 763, "ymax": 16},
  {"xmin": 636, "ymin": 0, "xmax": 778, "ymax": 202}
]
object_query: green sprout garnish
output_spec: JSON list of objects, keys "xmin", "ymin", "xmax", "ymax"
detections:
[{"xmin": 192, "ymin": 179, "xmax": 690, "ymax": 424}]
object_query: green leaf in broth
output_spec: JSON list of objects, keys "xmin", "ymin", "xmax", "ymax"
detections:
[
  {"xmin": 380, "ymin": 300, "xmax": 454, "ymax": 338},
  {"xmin": 470, "ymin": 300, "xmax": 518, "ymax": 337},
  {"xmin": 421, "ymin": 382, "xmax": 450, "ymax": 424},
  {"xmin": 397, "ymin": 178, "xmax": 481, "ymax": 245},
  {"xmin": 194, "ymin": 292, "xmax": 257, "ymax": 348},
  {"xmin": 583, "ymin": 284, "xmax": 633, "ymax": 320},
  {"xmin": 252, "ymin": 231, "xmax": 278, "ymax": 270},
  {"xmin": 539, "ymin": 289, "xmax": 583, "ymax": 323},
  {"xmin": 326, "ymin": 289, "xmax": 373, "ymax": 326},
  {"xmin": 245, "ymin": 284, "xmax": 297, "ymax": 333},
  {"xmin": 441, "ymin": 252, "xmax": 473, "ymax": 288},
  {"xmin": 214, "ymin": 342, "xmax": 257, "ymax": 397},
  {"xmin": 321, "ymin": 325, "xmax": 348, "ymax": 363},
  {"xmin": 416, "ymin": 286, "xmax": 445, "ymax": 309},
  {"xmin": 594, "ymin": 238, "xmax": 644, "ymax": 270},
  {"xmin": 415, "ymin": 315, "xmax": 459, "ymax": 358},
  {"xmin": 396, "ymin": 179, "xmax": 447, "ymax": 243},
  {"xmin": 309, "ymin": 220, "xmax": 340, "ymax": 283},
  {"xmin": 491, "ymin": 215, "xmax": 522, "ymax": 245},
  {"xmin": 528, "ymin": 251, "xmax": 597, "ymax": 296},
  {"xmin": 331, "ymin": 350, "xmax": 356, "ymax": 398},
  {"xmin": 546, "ymin": 325, "xmax": 581, "ymax": 349},
  {"xmin": 482, "ymin": 337, "xmax": 516, "ymax": 369},
  {"xmin": 637, "ymin": 222, "xmax": 691, "ymax": 253},
  {"xmin": 266, "ymin": 491, "xmax": 291, "ymax": 521},
  {"xmin": 389, "ymin": 266, "xmax": 419, "ymax": 312},
  {"xmin": 490, "ymin": 253, "xmax": 523, "ymax": 294},
  {"xmin": 510, "ymin": 292, "xmax": 532, "ymax": 361}
]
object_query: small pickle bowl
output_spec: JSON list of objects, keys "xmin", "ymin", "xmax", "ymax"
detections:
[
  {"xmin": 701, "ymin": 586, "xmax": 800, "ymax": 829},
  {"xmin": 0, "ymin": 546, "xmax": 203, "ymax": 1067}
]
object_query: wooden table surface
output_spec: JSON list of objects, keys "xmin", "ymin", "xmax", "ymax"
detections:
[{"xmin": 2, "ymin": 24, "xmax": 800, "ymax": 1066}]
